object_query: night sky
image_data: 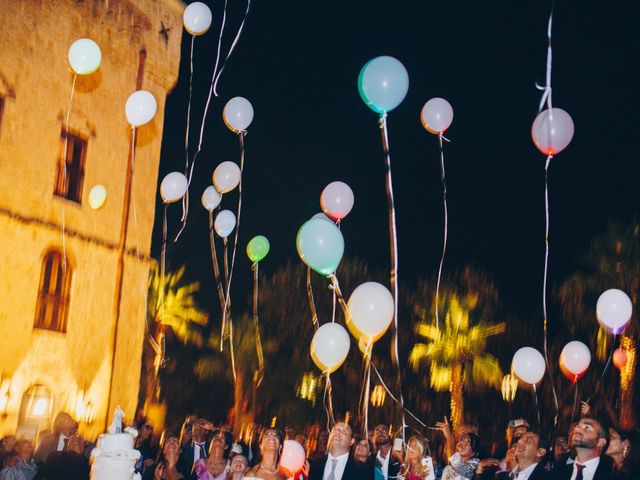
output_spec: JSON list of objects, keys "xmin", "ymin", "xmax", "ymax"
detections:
[{"xmin": 153, "ymin": 1, "xmax": 637, "ymax": 324}]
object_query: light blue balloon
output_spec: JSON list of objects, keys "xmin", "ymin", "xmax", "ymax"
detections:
[
  {"xmin": 296, "ymin": 219, "xmax": 344, "ymax": 276},
  {"xmin": 358, "ymin": 56, "xmax": 409, "ymax": 114}
]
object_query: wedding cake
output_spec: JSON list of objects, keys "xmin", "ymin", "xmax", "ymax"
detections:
[{"xmin": 91, "ymin": 407, "xmax": 141, "ymax": 480}]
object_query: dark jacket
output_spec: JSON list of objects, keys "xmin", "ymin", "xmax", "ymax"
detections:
[
  {"xmin": 34, "ymin": 450, "xmax": 90, "ymax": 480},
  {"xmin": 368, "ymin": 450, "xmax": 401, "ymax": 480},
  {"xmin": 489, "ymin": 462, "xmax": 551, "ymax": 480},
  {"xmin": 551, "ymin": 455, "xmax": 614, "ymax": 480},
  {"xmin": 309, "ymin": 455, "xmax": 374, "ymax": 480}
]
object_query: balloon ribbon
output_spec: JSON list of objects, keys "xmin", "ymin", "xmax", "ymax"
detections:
[
  {"xmin": 61, "ymin": 72, "xmax": 77, "ymax": 272},
  {"xmin": 252, "ymin": 262, "xmax": 265, "ymax": 388},
  {"xmin": 306, "ymin": 267, "xmax": 320, "ymax": 331},
  {"xmin": 434, "ymin": 132, "xmax": 450, "ymax": 334}
]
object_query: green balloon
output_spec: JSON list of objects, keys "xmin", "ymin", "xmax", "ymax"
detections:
[
  {"xmin": 247, "ymin": 235, "xmax": 270, "ymax": 263},
  {"xmin": 296, "ymin": 219, "xmax": 344, "ymax": 276}
]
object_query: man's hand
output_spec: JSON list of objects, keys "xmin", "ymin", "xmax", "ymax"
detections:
[{"xmin": 475, "ymin": 458, "xmax": 500, "ymax": 475}]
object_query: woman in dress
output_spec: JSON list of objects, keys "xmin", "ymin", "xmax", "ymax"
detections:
[
  {"xmin": 399, "ymin": 436, "xmax": 431, "ymax": 480},
  {"xmin": 244, "ymin": 429, "xmax": 286, "ymax": 480},
  {"xmin": 194, "ymin": 430, "xmax": 231, "ymax": 480},
  {"xmin": 440, "ymin": 432, "xmax": 480, "ymax": 480},
  {"xmin": 151, "ymin": 436, "xmax": 185, "ymax": 480}
]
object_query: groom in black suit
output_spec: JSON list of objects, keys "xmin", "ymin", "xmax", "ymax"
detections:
[{"xmin": 309, "ymin": 422, "xmax": 373, "ymax": 480}]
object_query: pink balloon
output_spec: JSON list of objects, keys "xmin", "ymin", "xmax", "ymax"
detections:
[
  {"xmin": 321, "ymin": 181, "xmax": 354, "ymax": 220},
  {"xmin": 531, "ymin": 108, "xmax": 574, "ymax": 156},
  {"xmin": 421, "ymin": 97, "xmax": 454, "ymax": 134},
  {"xmin": 279, "ymin": 440, "xmax": 305, "ymax": 475}
]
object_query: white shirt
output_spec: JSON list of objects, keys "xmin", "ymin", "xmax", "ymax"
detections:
[
  {"xmin": 376, "ymin": 449, "xmax": 391, "ymax": 480},
  {"xmin": 56, "ymin": 434, "xmax": 68, "ymax": 451},
  {"xmin": 509, "ymin": 462, "xmax": 538, "ymax": 480},
  {"xmin": 570, "ymin": 456, "xmax": 600, "ymax": 480},
  {"xmin": 323, "ymin": 452, "xmax": 349, "ymax": 480},
  {"xmin": 193, "ymin": 442, "xmax": 207, "ymax": 463}
]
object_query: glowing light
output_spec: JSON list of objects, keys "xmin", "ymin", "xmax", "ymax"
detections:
[
  {"xmin": 296, "ymin": 372, "xmax": 318, "ymax": 405},
  {"xmin": 370, "ymin": 385, "xmax": 386, "ymax": 407},
  {"xmin": 501, "ymin": 373, "xmax": 519, "ymax": 402},
  {"xmin": 32, "ymin": 398, "xmax": 48, "ymax": 416}
]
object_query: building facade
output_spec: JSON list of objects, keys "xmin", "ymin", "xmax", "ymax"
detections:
[{"xmin": 0, "ymin": 0, "xmax": 183, "ymax": 440}]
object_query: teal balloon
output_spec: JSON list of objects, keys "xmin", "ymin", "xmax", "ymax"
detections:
[
  {"xmin": 247, "ymin": 235, "xmax": 270, "ymax": 263},
  {"xmin": 358, "ymin": 56, "xmax": 409, "ymax": 114},
  {"xmin": 296, "ymin": 219, "xmax": 344, "ymax": 276}
]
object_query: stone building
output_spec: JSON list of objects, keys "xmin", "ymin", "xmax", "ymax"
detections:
[{"xmin": 0, "ymin": 0, "xmax": 183, "ymax": 440}]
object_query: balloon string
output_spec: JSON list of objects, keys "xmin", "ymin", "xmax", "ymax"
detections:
[
  {"xmin": 586, "ymin": 334, "xmax": 617, "ymax": 404},
  {"xmin": 221, "ymin": 237, "xmax": 230, "ymax": 350},
  {"xmin": 536, "ymin": 1, "xmax": 554, "ymax": 112},
  {"xmin": 159, "ymin": 204, "xmax": 168, "ymax": 368},
  {"xmin": 252, "ymin": 262, "xmax": 265, "ymax": 388},
  {"xmin": 228, "ymin": 307, "xmax": 237, "ymax": 383},
  {"xmin": 131, "ymin": 126, "xmax": 142, "ymax": 260},
  {"xmin": 378, "ymin": 113, "xmax": 406, "ymax": 447},
  {"xmin": 211, "ymin": 0, "xmax": 228, "ymax": 97},
  {"xmin": 434, "ymin": 132, "xmax": 449, "ymax": 334},
  {"xmin": 61, "ymin": 72, "xmax": 77, "ymax": 272},
  {"xmin": 323, "ymin": 371, "xmax": 335, "ymax": 433},
  {"xmin": 213, "ymin": 0, "xmax": 252, "ymax": 96},
  {"xmin": 532, "ymin": 384, "xmax": 542, "ymax": 428},
  {"xmin": 571, "ymin": 381, "xmax": 579, "ymax": 424},
  {"xmin": 328, "ymin": 274, "xmax": 350, "ymax": 321},
  {"xmin": 542, "ymin": 154, "xmax": 560, "ymax": 424},
  {"xmin": 306, "ymin": 267, "xmax": 320, "ymax": 331},
  {"xmin": 360, "ymin": 345, "xmax": 372, "ymax": 439},
  {"xmin": 208, "ymin": 211, "xmax": 227, "ymax": 342},
  {"xmin": 371, "ymin": 362, "xmax": 428, "ymax": 428}
]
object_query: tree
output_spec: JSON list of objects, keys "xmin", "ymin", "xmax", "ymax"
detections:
[
  {"xmin": 140, "ymin": 264, "xmax": 208, "ymax": 411},
  {"xmin": 409, "ymin": 267, "xmax": 506, "ymax": 429},
  {"xmin": 558, "ymin": 219, "xmax": 640, "ymax": 428}
]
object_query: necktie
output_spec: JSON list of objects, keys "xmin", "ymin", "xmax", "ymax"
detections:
[
  {"xmin": 575, "ymin": 463, "xmax": 585, "ymax": 480},
  {"xmin": 62, "ymin": 437, "xmax": 69, "ymax": 451},
  {"xmin": 327, "ymin": 459, "xmax": 338, "ymax": 480},
  {"xmin": 195, "ymin": 443, "xmax": 205, "ymax": 461},
  {"xmin": 508, "ymin": 471, "xmax": 517, "ymax": 480}
]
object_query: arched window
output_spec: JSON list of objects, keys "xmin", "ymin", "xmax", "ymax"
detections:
[{"xmin": 34, "ymin": 250, "xmax": 72, "ymax": 332}]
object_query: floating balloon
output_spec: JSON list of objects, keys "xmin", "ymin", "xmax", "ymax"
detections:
[
  {"xmin": 321, "ymin": 181, "xmax": 354, "ymax": 221},
  {"xmin": 125, "ymin": 90, "xmax": 157, "ymax": 127},
  {"xmin": 280, "ymin": 440, "xmax": 306, "ymax": 475},
  {"xmin": 247, "ymin": 235, "xmax": 270, "ymax": 263},
  {"xmin": 223, "ymin": 97, "xmax": 254, "ymax": 133},
  {"xmin": 68, "ymin": 39, "xmax": 101, "ymax": 75},
  {"xmin": 560, "ymin": 341, "xmax": 591, "ymax": 383},
  {"xmin": 597, "ymin": 289, "xmax": 632, "ymax": 334},
  {"xmin": 531, "ymin": 108, "xmax": 574, "ymax": 156},
  {"xmin": 420, "ymin": 98, "xmax": 454, "ymax": 134},
  {"xmin": 358, "ymin": 56, "xmax": 409, "ymax": 114},
  {"xmin": 613, "ymin": 348, "xmax": 628, "ymax": 371},
  {"xmin": 88, "ymin": 185, "xmax": 107, "ymax": 210},
  {"xmin": 201, "ymin": 186, "xmax": 222, "ymax": 211},
  {"xmin": 511, "ymin": 347, "xmax": 546, "ymax": 385},
  {"xmin": 310, "ymin": 323, "xmax": 350, "ymax": 373},
  {"xmin": 214, "ymin": 210, "xmax": 236, "ymax": 238},
  {"xmin": 347, "ymin": 282, "xmax": 394, "ymax": 343},
  {"xmin": 296, "ymin": 219, "xmax": 344, "ymax": 276},
  {"xmin": 311, "ymin": 212, "xmax": 333, "ymax": 223},
  {"xmin": 183, "ymin": 2, "xmax": 213, "ymax": 36},
  {"xmin": 213, "ymin": 161, "xmax": 241, "ymax": 193},
  {"xmin": 160, "ymin": 172, "xmax": 188, "ymax": 203}
]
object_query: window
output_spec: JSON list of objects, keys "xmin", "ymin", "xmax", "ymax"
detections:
[
  {"xmin": 34, "ymin": 250, "xmax": 72, "ymax": 332},
  {"xmin": 54, "ymin": 129, "xmax": 87, "ymax": 203}
]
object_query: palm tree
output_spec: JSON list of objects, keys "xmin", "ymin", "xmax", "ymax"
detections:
[
  {"xmin": 558, "ymin": 219, "xmax": 640, "ymax": 428},
  {"xmin": 409, "ymin": 267, "xmax": 506, "ymax": 429},
  {"xmin": 140, "ymin": 264, "xmax": 208, "ymax": 411}
]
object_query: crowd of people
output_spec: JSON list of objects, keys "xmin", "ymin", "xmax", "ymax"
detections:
[{"xmin": 0, "ymin": 407, "xmax": 638, "ymax": 480}]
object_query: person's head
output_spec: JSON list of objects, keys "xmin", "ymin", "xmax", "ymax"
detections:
[
  {"xmin": 570, "ymin": 418, "xmax": 609, "ymax": 456},
  {"xmin": 1, "ymin": 435, "xmax": 16, "ymax": 452},
  {"xmin": 162, "ymin": 435, "xmax": 181, "ymax": 463},
  {"xmin": 14, "ymin": 439, "xmax": 34, "ymax": 461},
  {"xmin": 328, "ymin": 422, "xmax": 353, "ymax": 455},
  {"xmin": 507, "ymin": 419, "xmax": 529, "ymax": 447},
  {"xmin": 209, "ymin": 428, "xmax": 231, "ymax": 458},
  {"xmin": 373, "ymin": 424, "xmax": 391, "ymax": 447},
  {"xmin": 515, "ymin": 432, "xmax": 547, "ymax": 466},
  {"xmin": 193, "ymin": 419, "xmax": 212, "ymax": 443},
  {"xmin": 285, "ymin": 426, "xmax": 296, "ymax": 440},
  {"xmin": 53, "ymin": 412, "xmax": 78, "ymax": 437},
  {"xmin": 405, "ymin": 436, "xmax": 427, "ymax": 464},
  {"xmin": 230, "ymin": 454, "xmax": 249, "ymax": 474},
  {"xmin": 606, "ymin": 428, "xmax": 640, "ymax": 471},
  {"xmin": 259, "ymin": 428, "xmax": 284, "ymax": 457},
  {"xmin": 353, "ymin": 438, "xmax": 371, "ymax": 463},
  {"xmin": 455, "ymin": 432, "xmax": 480, "ymax": 461},
  {"xmin": 67, "ymin": 434, "xmax": 85, "ymax": 455}
]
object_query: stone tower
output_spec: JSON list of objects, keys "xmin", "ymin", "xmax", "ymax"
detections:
[{"xmin": 0, "ymin": 0, "xmax": 183, "ymax": 439}]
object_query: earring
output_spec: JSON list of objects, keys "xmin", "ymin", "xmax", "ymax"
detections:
[{"xmin": 623, "ymin": 446, "xmax": 629, "ymax": 459}]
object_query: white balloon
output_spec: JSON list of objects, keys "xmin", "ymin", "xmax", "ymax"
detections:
[
  {"xmin": 531, "ymin": 108, "xmax": 574, "ymax": 156},
  {"xmin": 597, "ymin": 289, "xmax": 632, "ymax": 334},
  {"xmin": 68, "ymin": 39, "xmax": 101, "ymax": 75},
  {"xmin": 311, "ymin": 212, "xmax": 333, "ymax": 223},
  {"xmin": 160, "ymin": 172, "xmax": 188, "ymax": 203},
  {"xmin": 183, "ymin": 2, "xmax": 212, "ymax": 35},
  {"xmin": 223, "ymin": 97, "xmax": 254, "ymax": 133},
  {"xmin": 511, "ymin": 347, "xmax": 546, "ymax": 385},
  {"xmin": 214, "ymin": 210, "xmax": 236, "ymax": 238},
  {"xmin": 321, "ymin": 181, "xmax": 354, "ymax": 221},
  {"xmin": 88, "ymin": 184, "xmax": 107, "ymax": 210},
  {"xmin": 347, "ymin": 282, "xmax": 394, "ymax": 343},
  {"xmin": 201, "ymin": 186, "xmax": 222, "ymax": 211},
  {"xmin": 310, "ymin": 323, "xmax": 351, "ymax": 373},
  {"xmin": 125, "ymin": 90, "xmax": 157, "ymax": 127},
  {"xmin": 213, "ymin": 161, "xmax": 241, "ymax": 193},
  {"xmin": 421, "ymin": 97, "xmax": 454, "ymax": 134},
  {"xmin": 560, "ymin": 341, "xmax": 591, "ymax": 376}
]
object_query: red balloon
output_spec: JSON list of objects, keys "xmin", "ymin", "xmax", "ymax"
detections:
[{"xmin": 613, "ymin": 348, "xmax": 628, "ymax": 371}]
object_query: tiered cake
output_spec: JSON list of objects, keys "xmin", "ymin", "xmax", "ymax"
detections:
[{"xmin": 91, "ymin": 408, "xmax": 141, "ymax": 480}]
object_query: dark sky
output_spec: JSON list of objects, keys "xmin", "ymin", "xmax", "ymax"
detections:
[{"xmin": 154, "ymin": 0, "xmax": 637, "ymax": 319}]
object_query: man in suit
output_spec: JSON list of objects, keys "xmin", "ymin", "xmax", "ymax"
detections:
[
  {"xmin": 309, "ymin": 422, "xmax": 372, "ymax": 480},
  {"xmin": 179, "ymin": 418, "xmax": 215, "ymax": 479},
  {"xmin": 552, "ymin": 418, "xmax": 614, "ymax": 480},
  {"xmin": 369, "ymin": 425, "xmax": 400, "ymax": 480},
  {"xmin": 32, "ymin": 412, "xmax": 78, "ymax": 466},
  {"xmin": 34, "ymin": 434, "xmax": 90, "ymax": 480}
]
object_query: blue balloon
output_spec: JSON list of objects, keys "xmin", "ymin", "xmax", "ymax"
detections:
[
  {"xmin": 296, "ymin": 219, "xmax": 344, "ymax": 276},
  {"xmin": 358, "ymin": 56, "xmax": 409, "ymax": 114}
]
